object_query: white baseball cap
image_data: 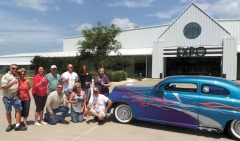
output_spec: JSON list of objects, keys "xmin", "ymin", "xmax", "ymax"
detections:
[{"xmin": 51, "ymin": 65, "xmax": 57, "ymax": 69}]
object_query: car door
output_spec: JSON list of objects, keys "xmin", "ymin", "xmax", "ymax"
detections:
[
  {"xmin": 146, "ymin": 82, "xmax": 200, "ymax": 126},
  {"xmin": 198, "ymin": 83, "xmax": 235, "ymax": 129}
]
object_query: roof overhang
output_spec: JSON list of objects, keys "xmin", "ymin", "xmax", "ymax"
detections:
[{"xmin": 109, "ymin": 48, "xmax": 152, "ymax": 56}]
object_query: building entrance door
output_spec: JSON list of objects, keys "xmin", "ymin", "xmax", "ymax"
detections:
[
  {"xmin": 135, "ymin": 63, "xmax": 146, "ymax": 77},
  {"xmin": 166, "ymin": 57, "xmax": 221, "ymax": 77}
]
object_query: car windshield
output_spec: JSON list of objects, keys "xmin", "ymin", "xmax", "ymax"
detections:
[
  {"xmin": 232, "ymin": 81, "xmax": 240, "ymax": 89},
  {"xmin": 151, "ymin": 81, "xmax": 162, "ymax": 90}
]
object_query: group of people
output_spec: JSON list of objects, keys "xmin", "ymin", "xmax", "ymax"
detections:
[{"xmin": 1, "ymin": 63, "xmax": 112, "ymax": 132}]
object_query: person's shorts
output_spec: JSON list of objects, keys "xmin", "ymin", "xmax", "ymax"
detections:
[
  {"xmin": 90, "ymin": 108, "xmax": 106, "ymax": 117},
  {"xmin": 2, "ymin": 96, "xmax": 22, "ymax": 113}
]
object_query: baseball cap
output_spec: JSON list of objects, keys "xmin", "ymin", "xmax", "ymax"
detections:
[
  {"xmin": 51, "ymin": 65, "xmax": 57, "ymax": 69},
  {"xmin": 93, "ymin": 87, "xmax": 99, "ymax": 92}
]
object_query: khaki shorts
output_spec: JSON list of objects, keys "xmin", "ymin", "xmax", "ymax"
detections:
[{"xmin": 90, "ymin": 108, "xmax": 106, "ymax": 117}]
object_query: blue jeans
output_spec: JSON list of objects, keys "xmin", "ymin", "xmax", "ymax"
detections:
[
  {"xmin": 71, "ymin": 111, "xmax": 83, "ymax": 123},
  {"xmin": 2, "ymin": 96, "xmax": 22, "ymax": 113},
  {"xmin": 45, "ymin": 106, "xmax": 69, "ymax": 125}
]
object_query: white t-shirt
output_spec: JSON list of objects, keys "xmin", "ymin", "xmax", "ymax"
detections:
[
  {"xmin": 61, "ymin": 71, "xmax": 78, "ymax": 92},
  {"xmin": 89, "ymin": 94, "xmax": 109, "ymax": 112}
]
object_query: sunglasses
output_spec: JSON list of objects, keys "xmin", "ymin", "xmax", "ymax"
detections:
[
  {"xmin": 20, "ymin": 74, "xmax": 25, "ymax": 76},
  {"xmin": 11, "ymin": 68, "xmax": 18, "ymax": 70}
]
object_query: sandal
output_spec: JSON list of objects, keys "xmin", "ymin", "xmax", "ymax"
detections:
[{"xmin": 24, "ymin": 124, "xmax": 28, "ymax": 128}]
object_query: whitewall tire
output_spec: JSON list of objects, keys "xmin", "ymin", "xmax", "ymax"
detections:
[
  {"xmin": 228, "ymin": 120, "xmax": 240, "ymax": 140},
  {"xmin": 114, "ymin": 104, "xmax": 133, "ymax": 123}
]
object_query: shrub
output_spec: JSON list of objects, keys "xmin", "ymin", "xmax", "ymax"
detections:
[
  {"xmin": 119, "ymin": 70, "xmax": 127, "ymax": 80},
  {"xmin": 112, "ymin": 71, "xmax": 122, "ymax": 82},
  {"xmin": 89, "ymin": 71, "xmax": 98, "ymax": 79},
  {"xmin": 105, "ymin": 71, "xmax": 114, "ymax": 81}
]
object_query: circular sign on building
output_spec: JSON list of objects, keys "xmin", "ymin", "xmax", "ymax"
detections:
[{"xmin": 183, "ymin": 22, "xmax": 201, "ymax": 39}]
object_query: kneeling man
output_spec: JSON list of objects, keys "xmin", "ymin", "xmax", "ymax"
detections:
[
  {"xmin": 86, "ymin": 87, "xmax": 112, "ymax": 123},
  {"xmin": 45, "ymin": 84, "xmax": 69, "ymax": 125}
]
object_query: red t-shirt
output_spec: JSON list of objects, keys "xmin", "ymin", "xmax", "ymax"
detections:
[
  {"xmin": 18, "ymin": 79, "xmax": 30, "ymax": 101},
  {"xmin": 32, "ymin": 74, "xmax": 47, "ymax": 96}
]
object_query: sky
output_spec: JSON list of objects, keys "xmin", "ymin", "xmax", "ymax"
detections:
[{"xmin": 0, "ymin": 0, "xmax": 240, "ymax": 56}]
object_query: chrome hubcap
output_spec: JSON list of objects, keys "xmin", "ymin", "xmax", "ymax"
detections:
[
  {"xmin": 117, "ymin": 107, "xmax": 131, "ymax": 120},
  {"xmin": 234, "ymin": 120, "xmax": 240, "ymax": 135}
]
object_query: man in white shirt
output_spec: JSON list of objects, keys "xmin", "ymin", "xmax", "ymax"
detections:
[
  {"xmin": 61, "ymin": 64, "xmax": 78, "ymax": 99},
  {"xmin": 87, "ymin": 87, "xmax": 112, "ymax": 123}
]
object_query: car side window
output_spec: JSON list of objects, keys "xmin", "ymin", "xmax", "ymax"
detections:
[
  {"xmin": 201, "ymin": 84, "xmax": 230, "ymax": 95},
  {"xmin": 164, "ymin": 83, "xmax": 197, "ymax": 93}
]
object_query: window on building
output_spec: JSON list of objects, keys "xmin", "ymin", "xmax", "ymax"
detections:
[
  {"xmin": 183, "ymin": 22, "xmax": 201, "ymax": 39},
  {"xmin": 201, "ymin": 84, "xmax": 230, "ymax": 95}
]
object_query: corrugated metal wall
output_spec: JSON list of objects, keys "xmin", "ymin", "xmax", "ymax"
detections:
[
  {"xmin": 152, "ymin": 42, "xmax": 164, "ymax": 78},
  {"xmin": 222, "ymin": 38, "xmax": 237, "ymax": 80},
  {"xmin": 0, "ymin": 56, "xmax": 33, "ymax": 65},
  {"xmin": 114, "ymin": 25, "xmax": 168, "ymax": 49},
  {"xmin": 63, "ymin": 26, "xmax": 169, "ymax": 51},
  {"xmin": 218, "ymin": 20, "xmax": 240, "ymax": 45},
  {"xmin": 63, "ymin": 36, "xmax": 84, "ymax": 52},
  {"xmin": 158, "ymin": 4, "xmax": 231, "ymax": 47}
]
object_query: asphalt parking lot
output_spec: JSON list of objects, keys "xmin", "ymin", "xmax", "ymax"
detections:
[{"xmin": 0, "ymin": 78, "xmax": 235, "ymax": 141}]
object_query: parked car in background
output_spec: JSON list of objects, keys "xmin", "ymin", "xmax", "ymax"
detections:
[{"xmin": 108, "ymin": 76, "xmax": 240, "ymax": 140}]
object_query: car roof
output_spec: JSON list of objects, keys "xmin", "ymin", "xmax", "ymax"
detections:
[{"xmin": 164, "ymin": 75, "xmax": 239, "ymax": 86}]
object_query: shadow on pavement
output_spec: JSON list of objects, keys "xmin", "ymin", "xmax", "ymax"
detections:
[{"xmin": 107, "ymin": 114, "xmax": 233, "ymax": 140}]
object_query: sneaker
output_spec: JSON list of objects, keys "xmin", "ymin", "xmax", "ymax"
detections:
[
  {"xmin": 14, "ymin": 125, "xmax": 27, "ymax": 131},
  {"xmin": 57, "ymin": 120, "xmax": 69, "ymax": 125},
  {"xmin": 41, "ymin": 121, "xmax": 48, "ymax": 125},
  {"xmin": 6, "ymin": 125, "xmax": 14, "ymax": 132},
  {"xmin": 94, "ymin": 116, "xmax": 99, "ymax": 122},
  {"xmin": 34, "ymin": 122, "xmax": 41, "ymax": 126},
  {"xmin": 98, "ymin": 120, "xmax": 105, "ymax": 125},
  {"xmin": 43, "ymin": 118, "xmax": 48, "ymax": 122}
]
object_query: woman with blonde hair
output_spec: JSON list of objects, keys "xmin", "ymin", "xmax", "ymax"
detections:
[
  {"xmin": 17, "ymin": 68, "xmax": 31, "ymax": 128},
  {"xmin": 68, "ymin": 83, "xmax": 86, "ymax": 123}
]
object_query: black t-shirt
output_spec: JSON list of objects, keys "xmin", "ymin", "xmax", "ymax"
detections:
[{"xmin": 80, "ymin": 73, "xmax": 92, "ymax": 89}]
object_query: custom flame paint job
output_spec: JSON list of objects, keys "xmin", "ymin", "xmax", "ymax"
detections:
[{"xmin": 109, "ymin": 75, "xmax": 240, "ymax": 132}]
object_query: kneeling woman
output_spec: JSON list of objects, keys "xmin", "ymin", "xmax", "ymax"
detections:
[{"xmin": 69, "ymin": 83, "xmax": 86, "ymax": 123}]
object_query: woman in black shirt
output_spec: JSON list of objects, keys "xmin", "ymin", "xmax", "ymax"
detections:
[{"xmin": 79, "ymin": 65, "xmax": 92, "ymax": 102}]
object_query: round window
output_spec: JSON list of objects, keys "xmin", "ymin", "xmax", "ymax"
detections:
[{"xmin": 183, "ymin": 22, "xmax": 201, "ymax": 39}]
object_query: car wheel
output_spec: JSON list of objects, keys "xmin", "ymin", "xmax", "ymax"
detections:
[
  {"xmin": 114, "ymin": 104, "xmax": 133, "ymax": 123},
  {"xmin": 227, "ymin": 120, "xmax": 240, "ymax": 140}
]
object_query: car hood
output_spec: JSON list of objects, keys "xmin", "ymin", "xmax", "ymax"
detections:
[{"xmin": 108, "ymin": 85, "xmax": 152, "ymax": 101}]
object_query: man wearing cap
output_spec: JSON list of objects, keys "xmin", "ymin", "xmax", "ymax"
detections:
[
  {"xmin": 86, "ymin": 87, "xmax": 112, "ymax": 124},
  {"xmin": 46, "ymin": 65, "xmax": 61, "ymax": 95}
]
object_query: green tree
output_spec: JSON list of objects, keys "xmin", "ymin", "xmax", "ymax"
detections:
[
  {"xmin": 104, "ymin": 56, "xmax": 134, "ymax": 71},
  {"xmin": 77, "ymin": 21, "xmax": 122, "ymax": 71}
]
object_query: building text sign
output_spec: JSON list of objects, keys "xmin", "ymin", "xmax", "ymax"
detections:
[{"xmin": 177, "ymin": 46, "xmax": 206, "ymax": 57}]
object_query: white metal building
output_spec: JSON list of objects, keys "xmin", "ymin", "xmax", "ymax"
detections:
[{"xmin": 0, "ymin": 3, "xmax": 240, "ymax": 80}]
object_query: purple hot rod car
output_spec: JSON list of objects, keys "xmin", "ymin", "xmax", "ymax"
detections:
[{"xmin": 108, "ymin": 75, "xmax": 240, "ymax": 140}]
